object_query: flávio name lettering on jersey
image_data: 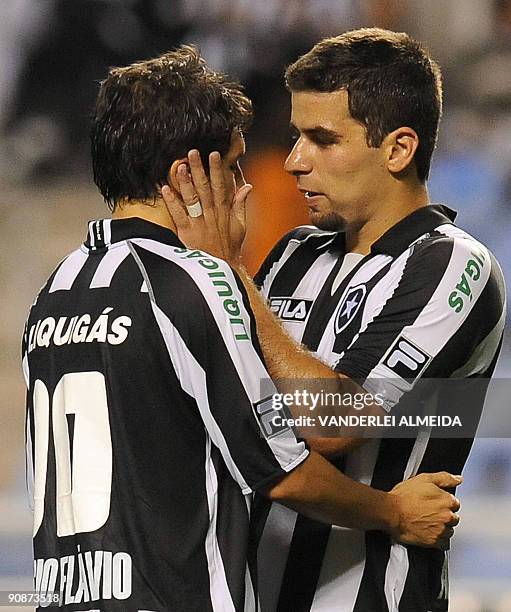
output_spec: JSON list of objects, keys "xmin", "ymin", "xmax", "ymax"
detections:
[
  {"xmin": 27, "ymin": 308, "xmax": 132, "ymax": 353},
  {"xmin": 34, "ymin": 550, "xmax": 132, "ymax": 607}
]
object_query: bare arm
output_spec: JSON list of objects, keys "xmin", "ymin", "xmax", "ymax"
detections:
[
  {"xmin": 160, "ymin": 153, "xmax": 462, "ymax": 548},
  {"xmin": 232, "ymin": 263, "xmax": 377, "ymax": 456},
  {"xmin": 264, "ymin": 450, "xmax": 461, "ymax": 548},
  {"xmin": 161, "ymin": 151, "xmax": 388, "ymax": 457}
]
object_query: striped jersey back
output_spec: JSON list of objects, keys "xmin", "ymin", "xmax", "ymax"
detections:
[{"xmin": 22, "ymin": 217, "xmax": 308, "ymax": 612}]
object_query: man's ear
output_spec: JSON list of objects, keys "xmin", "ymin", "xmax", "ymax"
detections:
[
  {"xmin": 385, "ymin": 127, "xmax": 419, "ymax": 176},
  {"xmin": 167, "ymin": 158, "xmax": 189, "ymax": 194}
]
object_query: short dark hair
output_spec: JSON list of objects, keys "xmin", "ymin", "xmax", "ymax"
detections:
[
  {"xmin": 91, "ymin": 46, "xmax": 252, "ymax": 209},
  {"xmin": 285, "ymin": 28, "xmax": 442, "ymax": 182}
]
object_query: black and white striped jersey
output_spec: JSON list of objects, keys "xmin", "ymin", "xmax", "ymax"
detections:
[
  {"xmin": 254, "ymin": 205, "xmax": 506, "ymax": 612},
  {"xmin": 22, "ymin": 217, "xmax": 308, "ymax": 612}
]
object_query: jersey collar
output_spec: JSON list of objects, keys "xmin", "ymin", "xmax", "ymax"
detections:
[
  {"xmin": 84, "ymin": 217, "xmax": 184, "ymax": 250},
  {"xmin": 370, "ymin": 204, "xmax": 457, "ymax": 257}
]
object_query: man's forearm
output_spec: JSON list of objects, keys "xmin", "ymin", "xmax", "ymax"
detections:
[
  {"xmin": 266, "ymin": 451, "xmax": 461, "ymax": 547},
  {"xmin": 266, "ymin": 450, "xmax": 397, "ymax": 532},
  {"xmin": 233, "ymin": 264, "xmax": 383, "ymax": 455}
]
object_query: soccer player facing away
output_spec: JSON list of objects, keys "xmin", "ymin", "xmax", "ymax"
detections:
[
  {"xmin": 163, "ymin": 31, "xmax": 507, "ymax": 612},
  {"xmin": 24, "ymin": 46, "xmax": 462, "ymax": 612}
]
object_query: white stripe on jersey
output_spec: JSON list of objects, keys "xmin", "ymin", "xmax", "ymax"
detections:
[
  {"xmin": 89, "ymin": 243, "xmax": 130, "ymax": 288},
  {"xmin": 260, "ymin": 239, "xmax": 302, "ymax": 298},
  {"xmin": 260, "ymin": 227, "xmax": 335, "ymax": 298},
  {"xmin": 130, "ymin": 238, "xmax": 308, "ymax": 472},
  {"xmin": 32, "ymin": 380, "xmax": 50, "ymax": 536},
  {"xmin": 103, "ymin": 219, "xmax": 112, "ymax": 246},
  {"xmin": 22, "ymin": 353, "xmax": 30, "ymax": 388},
  {"xmin": 310, "ymin": 439, "xmax": 381, "ymax": 612},
  {"xmin": 383, "ymin": 544, "xmax": 409, "ymax": 612},
  {"xmin": 204, "ymin": 436, "xmax": 237, "ymax": 612},
  {"xmin": 148, "ymin": 299, "xmax": 252, "ymax": 493},
  {"xmin": 244, "ymin": 564, "xmax": 257, "ymax": 612},
  {"xmin": 295, "ymin": 250, "xmax": 338, "ymax": 301},
  {"xmin": 435, "ymin": 222, "xmax": 475, "ymax": 241},
  {"xmin": 364, "ymin": 237, "xmax": 492, "ymax": 407},
  {"xmin": 315, "ymin": 253, "xmax": 393, "ymax": 360},
  {"xmin": 88, "ymin": 221, "xmax": 96, "ymax": 248},
  {"xmin": 25, "ymin": 410, "xmax": 35, "ymax": 513},
  {"xmin": 383, "ymin": 429, "xmax": 431, "ymax": 611},
  {"xmin": 403, "ymin": 428, "xmax": 432, "ymax": 481},
  {"xmin": 257, "ymin": 504, "xmax": 299, "ymax": 612},
  {"xmin": 330, "ymin": 252, "xmax": 365, "ymax": 295},
  {"xmin": 49, "ymin": 249, "xmax": 88, "ymax": 293}
]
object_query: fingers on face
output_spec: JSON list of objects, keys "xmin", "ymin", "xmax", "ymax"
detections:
[
  {"xmin": 177, "ymin": 163, "xmax": 199, "ymax": 205},
  {"xmin": 234, "ymin": 183, "xmax": 253, "ymax": 204},
  {"xmin": 161, "ymin": 185, "xmax": 189, "ymax": 226},
  {"xmin": 188, "ymin": 150, "xmax": 213, "ymax": 210},
  {"xmin": 209, "ymin": 151, "xmax": 226, "ymax": 200}
]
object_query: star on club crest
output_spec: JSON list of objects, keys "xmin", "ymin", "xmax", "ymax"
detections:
[{"xmin": 334, "ymin": 284, "xmax": 367, "ymax": 334}]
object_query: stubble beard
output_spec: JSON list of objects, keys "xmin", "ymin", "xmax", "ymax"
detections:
[{"xmin": 310, "ymin": 211, "xmax": 346, "ymax": 232}]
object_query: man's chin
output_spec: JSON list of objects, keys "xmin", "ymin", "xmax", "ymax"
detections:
[{"xmin": 310, "ymin": 212, "xmax": 345, "ymax": 232}]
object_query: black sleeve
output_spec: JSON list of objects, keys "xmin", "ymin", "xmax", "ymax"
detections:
[{"xmin": 139, "ymin": 245, "xmax": 309, "ymax": 493}]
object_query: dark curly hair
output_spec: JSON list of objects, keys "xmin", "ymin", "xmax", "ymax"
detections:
[
  {"xmin": 91, "ymin": 46, "xmax": 253, "ymax": 209},
  {"xmin": 285, "ymin": 28, "xmax": 442, "ymax": 182}
]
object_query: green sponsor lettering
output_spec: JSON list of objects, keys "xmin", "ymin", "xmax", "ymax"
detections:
[
  {"xmin": 449, "ymin": 252, "xmax": 486, "ymax": 312},
  {"xmin": 199, "ymin": 258, "xmax": 219, "ymax": 270}
]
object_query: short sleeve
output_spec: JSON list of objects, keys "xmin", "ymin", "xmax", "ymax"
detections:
[
  {"xmin": 334, "ymin": 236, "xmax": 506, "ymax": 411},
  {"xmin": 138, "ymin": 244, "xmax": 309, "ymax": 494}
]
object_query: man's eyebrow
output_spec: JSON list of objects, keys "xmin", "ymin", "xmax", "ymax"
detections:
[
  {"xmin": 304, "ymin": 126, "xmax": 340, "ymax": 140},
  {"xmin": 289, "ymin": 123, "xmax": 340, "ymax": 141}
]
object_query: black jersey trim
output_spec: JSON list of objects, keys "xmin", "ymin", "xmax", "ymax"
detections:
[{"xmin": 371, "ymin": 205, "xmax": 456, "ymax": 257}]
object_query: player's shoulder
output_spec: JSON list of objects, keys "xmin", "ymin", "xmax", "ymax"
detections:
[
  {"xmin": 402, "ymin": 224, "xmax": 506, "ymax": 309},
  {"xmin": 130, "ymin": 237, "xmax": 234, "ymax": 281},
  {"xmin": 30, "ymin": 245, "xmax": 86, "ymax": 308},
  {"xmin": 129, "ymin": 237, "xmax": 242, "ymax": 309},
  {"xmin": 407, "ymin": 224, "xmax": 498, "ymax": 271}
]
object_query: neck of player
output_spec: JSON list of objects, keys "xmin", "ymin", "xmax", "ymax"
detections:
[
  {"xmin": 345, "ymin": 181, "xmax": 430, "ymax": 254},
  {"xmin": 111, "ymin": 197, "xmax": 178, "ymax": 234}
]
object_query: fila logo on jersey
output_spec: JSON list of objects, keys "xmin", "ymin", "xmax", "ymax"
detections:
[
  {"xmin": 383, "ymin": 335, "xmax": 432, "ymax": 380},
  {"xmin": 254, "ymin": 397, "xmax": 292, "ymax": 439},
  {"xmin": 335, "ymin": 284, "xmax": 366, "ymax": 333},
  {"xmin": 270, "ymin": 298, "xmax": 313, "ymax": 322}
]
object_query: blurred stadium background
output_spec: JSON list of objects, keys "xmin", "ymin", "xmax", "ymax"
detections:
[{"xmin": 0, "ymin": 1, "xmax": 510, "ymax": 610}]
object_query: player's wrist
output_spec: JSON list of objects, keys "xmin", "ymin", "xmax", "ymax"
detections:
[{"xmin": 378, "ymin": 490, "xmax": 401, "ymax": 537}]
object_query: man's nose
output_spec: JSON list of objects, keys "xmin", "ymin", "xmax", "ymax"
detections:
[{"xmin": 284, "ymin": 140, "xmax": 311, "ymax": 175}]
